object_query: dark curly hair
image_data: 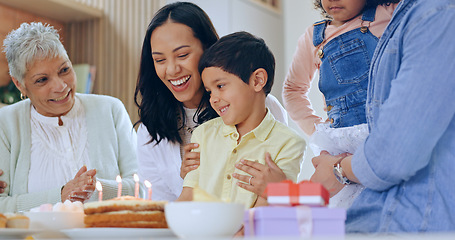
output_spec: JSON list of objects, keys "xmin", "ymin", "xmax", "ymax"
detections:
[{"xmin": 313, "ymin": 0, "xmax": 400, "ymax": 19}]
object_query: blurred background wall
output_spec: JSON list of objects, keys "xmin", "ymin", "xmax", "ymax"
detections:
[{"xmin": 0, "ymin": 0, "xmax": 325, "ymax": 180}]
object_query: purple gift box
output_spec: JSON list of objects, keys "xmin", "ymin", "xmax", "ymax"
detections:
[{"xmin": 244, "ymin": 206, "xmax": 346, "ymax": 237}]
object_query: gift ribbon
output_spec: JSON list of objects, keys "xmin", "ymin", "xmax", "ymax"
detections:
[
  {"xmin": 290, "ymin": 182, "xmax": 300, "ymax": 206},
  {"xmin": 296, "ymin": 206, "xmax": 312, "ymax": 237},
  {"xmin": 248, "ymin": 208, "xmax": 256, "ymax": 237},
  {"xmin": 248, "ymin": 207, "xmax": 313, "ymax": 237},
  {"xmin": 284, "ymin": 180, "xmax": 328, "ymax": 206}
]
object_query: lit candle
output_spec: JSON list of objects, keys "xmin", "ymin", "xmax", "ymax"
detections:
[
  {"xmin": 116, "ymin": 175, "xmax": 122, "ymax": 198},
  {"xmin": 134, "ymin": 174, "xmax": 140, "ymax": 198},
  {"xmin": 96, "ymin": 181, "xmax": 103, "ymax": 201},
  {"xmin": 144, "ymin": 180, "xmax": 152, "ymax": 200}
]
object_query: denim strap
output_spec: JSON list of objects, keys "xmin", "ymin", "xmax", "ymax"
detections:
[
  {"xmin": 313, "ymin": 7, "xmax": 376, "ymax": 47},
  {"xmin": 362, "ymin": 7, "xmax": 377, "ymax": 22},
  {"xmin": 312, "ymin": 20, "xmax": 329, "ymax": 47}
]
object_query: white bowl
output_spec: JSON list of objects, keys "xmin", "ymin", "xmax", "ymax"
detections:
[
  {"xmin": 165, "ymin": 202, "xmax": 244, "ymax": 238},
  {"xmin": 24, "ymin": 212, "xmax": 84, "ymax": 230}
]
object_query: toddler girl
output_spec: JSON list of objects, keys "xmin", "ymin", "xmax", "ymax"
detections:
[{"xmin": 283, "ymin": 0, "xmax": 399, "ymax": 208}]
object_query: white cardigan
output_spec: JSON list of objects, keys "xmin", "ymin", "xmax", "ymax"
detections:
[
  {"xmin": 137, "ymin": 94, "xmax": 289, "ymax": 201},
  {"xmin": 0, "ymin": 94, "xmax": 138, "ymax": 212}
]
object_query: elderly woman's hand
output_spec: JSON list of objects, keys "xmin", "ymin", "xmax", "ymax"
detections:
[
  {"xmin": 233, "ymin": 152, "xmax": 286, "ymax": 198},
  {"xmin": 0, "ymin": 169, "xmax": 7, "ymax": 193},
  {"xmin": 61, "ymin": 166, "xmax": 96, "ymax": 203},
  {"xmin": 180, "ymin": 143, "xmax": 200, "ymax": 179},
  {"xmin": 310, "ymin": 151, "xmax": 349, "ymax": 197}
]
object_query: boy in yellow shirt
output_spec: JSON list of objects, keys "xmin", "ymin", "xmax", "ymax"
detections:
[{"xmin": 178, "ymin": 31, "xmax": 306, "ymax": 208}]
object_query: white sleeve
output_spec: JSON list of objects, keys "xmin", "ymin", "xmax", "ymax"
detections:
[
  {"xmin": 137, "ymin": 124, "xmax": 183, "ymax": 201},
  {"xmin": 265, "ymin": 94, "xmax": 288, "ymax": 126}
]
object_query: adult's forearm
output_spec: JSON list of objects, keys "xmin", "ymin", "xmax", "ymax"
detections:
[
  {"xmin": 339, "ymin": 156, "xmax": 359, "ymax": 184},
  {"xmin": 352, "ymin": 9, "xmax": 455, "ymax": 190}
]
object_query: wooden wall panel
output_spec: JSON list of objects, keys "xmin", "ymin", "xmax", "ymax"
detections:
[
  {"xmin": 66, "ymin": 0, "xmax": 164, "ymax": 123},
  {"xmin": 0, "ymin": 4, "xmax": 65, "ymax": 87}
]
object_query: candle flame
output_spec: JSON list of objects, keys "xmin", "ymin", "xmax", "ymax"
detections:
[
  {"xmin": 116, "ymin": 175, "xmax": 122, "ymax": 183},
  {"xmin": 133, "ymin": 173, "xmax": 139, "ymax": 182},
  {"xmin": 144, "ymin": 180, "xmax": 151, "ymax": 188},
  {"xmin": 96, "ymin": 181, "xmax": 102, "ymax": 191}
]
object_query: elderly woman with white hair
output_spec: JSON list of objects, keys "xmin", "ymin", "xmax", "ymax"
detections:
[{"xmin": 0, "ymin": 22, "xmax": 138, "ymax": 212}]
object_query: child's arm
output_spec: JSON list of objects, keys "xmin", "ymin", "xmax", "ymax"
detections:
[
  {"xmin": 234, "ymin": 197, "xmax": 269, "ymax": 237},
  {"xmin": 179, "ymin": 128, "xmax": 202, "ymax": 201},
  {"xmin": 253, "ymin": 196, "xmax": 269, "ymax": 207},
  {"xmin": 176, "ymin": 187, "xmax": 193, "ymax": 201},
  {"xmin": 283, "ymin": 26, "xmax": 324, "ymax": 136}
]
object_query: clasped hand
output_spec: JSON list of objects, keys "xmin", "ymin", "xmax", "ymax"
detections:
[
  {"xmin": 61, "ymin": 166, "xmax": 96, "ymax": 203},
  {"xmin": 310, "ymin": 151, "xmax": 350, "ymax": 197}
]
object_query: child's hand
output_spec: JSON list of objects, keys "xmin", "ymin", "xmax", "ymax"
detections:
[
  {"xmin": 180, "ymin": 143, "xmax": 200, "ymax": 179},
  {"xmin": 233, "ymin": 152, "xmax": 286, "ymax": 198}
]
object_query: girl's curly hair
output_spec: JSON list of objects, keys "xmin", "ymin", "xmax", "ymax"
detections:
[{"xmin": 313, "ymin": 0, "xmax": 400, "ymax": 19}]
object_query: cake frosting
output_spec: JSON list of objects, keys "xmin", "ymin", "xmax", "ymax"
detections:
[{"xmin": 30, "ymin": 200, "xmax": 84, "ymax": 212}]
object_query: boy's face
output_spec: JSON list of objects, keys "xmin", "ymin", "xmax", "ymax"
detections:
[{"xmin": 202, "ymin": 67, "xmax": 258, "ymax": 129}]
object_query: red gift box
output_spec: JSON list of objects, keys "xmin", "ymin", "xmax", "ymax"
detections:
[{"xmin": 266, "ymin": 180, "xmax": 329, "ymax": 206}]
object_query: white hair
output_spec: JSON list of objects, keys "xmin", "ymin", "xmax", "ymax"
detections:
[{"xmin": 2, "ymin": 22, "xmax": 69, "ymax": 84}]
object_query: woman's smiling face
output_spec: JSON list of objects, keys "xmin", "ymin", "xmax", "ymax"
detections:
[
  {"xmin": 150, "ymin": 21, "xmax": 205, "ymax": 109},
  {"xmin": 14, "ymin": 56, "xmax": 76, "ymax": 117}
]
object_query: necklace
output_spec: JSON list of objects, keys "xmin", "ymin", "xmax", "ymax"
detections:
[
  {"xmin": 179, "ymin": 107, "xmax": 199, "ymax": 135},
  {"xmin": 185, "ymin": 126, "xmax": 196, "ymax": 134}
]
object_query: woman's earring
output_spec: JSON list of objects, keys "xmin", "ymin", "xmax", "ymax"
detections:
[{"xmin": 20, "ymin": 93, "xmax": 26, "ymax": 100}]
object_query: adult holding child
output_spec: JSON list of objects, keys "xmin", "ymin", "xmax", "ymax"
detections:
[
  {"xmin": 135, "ymin": 2, "xmax": 291, "ymax": 201},
  {"xmin": 0, "ymin": 22, "xmax": 137, "ymax": 212},
  {"xmin": 178, "ymin": 31, "xmax": 305, "ymax": 209},
  {"xmin": 310, "ymin": 0, "xmax": 455, "ymax": 232},
  {"xmin": 283, "ymin": 0, "xmax": 399, "ymax": 208}
]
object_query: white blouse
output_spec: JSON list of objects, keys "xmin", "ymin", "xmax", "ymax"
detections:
[{"xmin": 28, "ymin": 97, "xmax": 89, "ymax": 193}]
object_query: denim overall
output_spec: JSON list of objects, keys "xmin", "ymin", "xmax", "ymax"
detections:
[{"xmin": 313, "ymin": 7, "xmax": 377, "ymax": 128}]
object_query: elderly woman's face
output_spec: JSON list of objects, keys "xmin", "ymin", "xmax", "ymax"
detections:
[{"xmin": 17, "ymin": 56, "xmax": 76, "ymax": 117}]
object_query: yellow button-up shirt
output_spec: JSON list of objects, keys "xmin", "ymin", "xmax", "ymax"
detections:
[{"xmin": 183, "ymin": 110, "xmax": 306, "ymax": 208}]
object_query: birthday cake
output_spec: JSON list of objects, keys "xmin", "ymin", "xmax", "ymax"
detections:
[
  {"xmin": 0, "ymin": 213, "xmax": 6, "ymax": 228},
  {"xmin": 83, "ymin": 196, "xmax": 168, "ymax": 228},
  {"xmin": 0, "ymin": 213, "xmax": 30, "ymax": 229}
]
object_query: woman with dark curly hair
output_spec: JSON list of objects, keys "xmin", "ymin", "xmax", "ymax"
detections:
[{"xmin": 283, "ymin": 0, "xmax": 399, "ymax": 209}]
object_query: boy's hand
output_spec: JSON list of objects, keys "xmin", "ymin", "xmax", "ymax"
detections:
[
  {"xmin": 0, "ymin": 169, "xmax": 6, "ymax": 193},
  {"xmin": 176, "ymin": 187, "xmax": 193, "ymax": 201},
  {"xmin": 180, "ymin": 143, "xmax": 200, "ymax": 179},
  {"xmin": 233, "ymin": 225, "xmax": 245, "ymax": 238},
  {"xmin": 233, "ymin": 152, "xmax": 286, "ymax": 198}
]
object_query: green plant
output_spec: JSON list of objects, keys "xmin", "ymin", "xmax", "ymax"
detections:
[{"xmin": 0, "ymin": 80, "xmax": 21, "ymax": 104}]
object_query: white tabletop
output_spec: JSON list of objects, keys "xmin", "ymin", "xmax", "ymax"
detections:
[{"xmin": 9, "ymin": 231, "xmax": 453, "ymax": 240}]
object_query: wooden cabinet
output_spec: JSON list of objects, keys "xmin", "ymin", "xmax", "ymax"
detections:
[{"xmin": 0, "ymin": 0, "xmax": 103, "ymax": 22}]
